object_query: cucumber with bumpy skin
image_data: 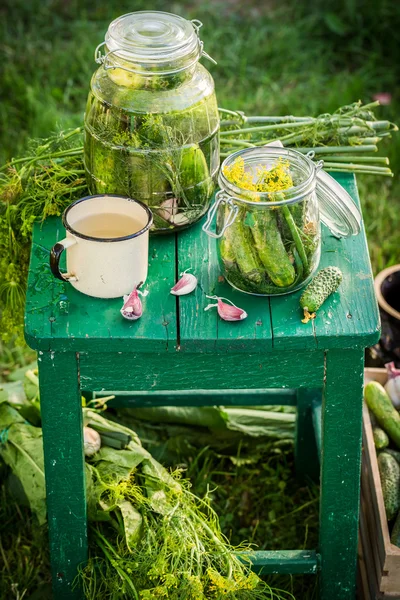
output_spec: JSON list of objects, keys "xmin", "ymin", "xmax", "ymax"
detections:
[
  {"xmin": 365, "ymin": 382, "xmax": 400, "ymax": 449},
  {"xmin": 391, "ymin": 509, "xmax": 400, "ymax": 547},
  {"xmin": 378, "ymin": 452, "xmax": 400, "ymax": 521},
  {"xmin": 233, "ymin": 217, "xmax": 264, "ymax": 285},
  {"xmin": 373, "ymin": 427, "xmax": 390, "ymax": 449},
  {"xmin": 251, "ymin": 210, "xmax": 296, "ymax": 287},
  {"xmin": 385, "ymin": 448, "xmax": 400, "ymax": 463},
  {"xmin": 300, "ymin": 266, "xmax": 343, "ymax": 321}
]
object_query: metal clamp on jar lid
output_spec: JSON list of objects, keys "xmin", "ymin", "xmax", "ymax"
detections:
[{"xmin": 95, "ymin": 11, "xmax": 216, "ymax": 75}]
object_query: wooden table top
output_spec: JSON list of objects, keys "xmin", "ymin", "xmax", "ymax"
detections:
[{"xmin": 25, "ymin": 173, "xmax": 380, "ymax": 354}]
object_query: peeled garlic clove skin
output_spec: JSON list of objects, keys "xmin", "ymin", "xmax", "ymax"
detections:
[
  {"xmin": 217, "ymin": 298, "xmax": 247, "ymax": 321},
  {"xmin": 121, "ymin": 288, "xmax": 143, "ymax": 320},
  {"xmin": 170, "ymin": 273, "xmax": 198, "ymax": 296},
  {"xmin": 84, "ymin": 427, "xmax": 101, "ymax": 457}
]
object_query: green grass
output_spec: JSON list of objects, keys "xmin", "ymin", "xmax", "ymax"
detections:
[{"xmin": 1, "ymin": 0, "xmax": 399, "ymax": 272}]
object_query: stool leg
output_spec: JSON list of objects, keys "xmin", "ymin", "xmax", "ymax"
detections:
[
  {"xmin": 319, "ymin": 349, "xmax": 364, "ymax": 600},
  {"xmin": 38, "ymin": 351, "xmax": 87, "ymax": 599},
  {"xmin": 295, "ymin": 388, "xmax": 320, "ymax": 482}
]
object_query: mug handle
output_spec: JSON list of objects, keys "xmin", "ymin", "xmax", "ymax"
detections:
[{"xmin": 50, "ymin": 237, "xmax": 78, "ymax": 282}]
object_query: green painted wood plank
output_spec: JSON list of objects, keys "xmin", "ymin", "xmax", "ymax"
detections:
[
  {"xmin": 270, "ymin": 173, "xmax": 380, "ymax": 350},
  {"xmin": 313, "ymin": 173, "xmax": 380, "ymax": 349},
  {"xmin": 295, "ymin": 389, "xmax": 320, "ymax": 482},
  {"xmin": 176, "ymin": 219, "xmax": 273, "ymax": 352},
  {"xmin": 94, "ymin": 388, "xmax": 297, "ymax": 407},
  {"xmin": 25, "ymin": 217, "xmax": 177, "ymax": 352},
  {"xmin": 312, "ymin": 398, "xmax": 322, "ymax": 460},
  {"xmin": 319, "ymin": 348, "xmax": 364, "ymax": 600},
  {"xmin": 25, "ymin": 229, "xmax": 65, "ymax": 350},
  {"xmin": 38, "ymin": 352, "xmax": 87, "ymax": 599},
  {"xmin": 78, "ymin": 350, "xmax": 324, "ymax": 391},
  {"xmin": 244, "ymin": 549, "xmax": 319, "ymax": 575}
]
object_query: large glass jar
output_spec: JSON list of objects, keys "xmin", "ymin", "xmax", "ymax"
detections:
[
  {"xmin": 84, "ymin": 11, "xmax": 220, "ymax": 233},
  {"xmin": 203, "ymin": 147, "xmax": 362, "ymax": 296}
]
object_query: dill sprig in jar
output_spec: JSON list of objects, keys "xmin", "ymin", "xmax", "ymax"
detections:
[
  {"xmin": 203, "ymin": 147, "xmax": 362, "ymax": 296},
  {"xmin": 84, "ymin": 11, "xmax": 220, "ymax": 233}
]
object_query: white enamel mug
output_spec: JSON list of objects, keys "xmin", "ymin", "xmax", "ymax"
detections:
[{"xmin": 50, "ymin": 195, "xmax": 153, "ymax": 298}]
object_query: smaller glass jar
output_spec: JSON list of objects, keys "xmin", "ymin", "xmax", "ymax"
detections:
[{"xmin": 203, "ymin": 147, "xmax": 361, "ymax": 296}]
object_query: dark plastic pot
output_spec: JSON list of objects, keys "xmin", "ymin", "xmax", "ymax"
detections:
[{"xmin": 372, "ymin": 265, "xmax": 400, "ymax": 366}]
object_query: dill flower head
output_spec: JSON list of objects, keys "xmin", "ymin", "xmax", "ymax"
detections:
[{"xmin": 223, "ymin": 156, "xmax": 293, "ymax": 197}]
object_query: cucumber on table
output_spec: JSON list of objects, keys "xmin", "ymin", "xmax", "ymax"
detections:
[
  {"xmin": 365, "ymin": 382, "xmax": 400, "ymax": 449},
  {"xmin": 300, "ymin": 266, "xmax": 343, "ymax": 322},
  {"xmin": 378, "ymin": 452, "xmax": 400, "ymax": 521}
]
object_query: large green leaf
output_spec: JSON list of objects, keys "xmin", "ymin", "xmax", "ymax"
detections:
[{"xmin": 0, "ymin": 404, "xmax": 46, "ymax": 525}]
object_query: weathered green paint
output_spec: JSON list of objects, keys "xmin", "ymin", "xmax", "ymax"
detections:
[
  {"xmin": 38, "ymin": 352, "xmax": 87, "ymax": 599},
  {"xmin": 78, "ymin": 351, "xmax": 325, "ymax": 392},
  {"xmin": 24, "ymin": 173, "xmax": 380, "ymax": 600},
  {"xmin": 295, "ymin": 389, "xmax": 321, "ymax": 482},
  {"xmin": 270, "ymin": 174, "xmax": 380, "ymax": 350},
  {"xmin": 25, "ymin": 219, "xmax": 177, "ymax": 353},
  {"xmin": 100, "ymin": 388, "xmax": 297, "ymax": 407},
  {"xmin": 312, "ymin": 399, "xmax": 322, "ymax": 459},
  {"xmin": 319, "ymin": 348, "xmax": 365, "ymax": 600},
  {"xmin": 245, "ymin": 549, "xmax": 320, "ymax": 575},
  {"xmin": 313, "ymin": 174, "xmax": 380, "ymax": 349},
  {"xmin": 25, "ymin": 175, "xmax": 380, "ymax": 354},
  {"xmin": 177, "ymin": 221, "xmax": 273, "ymax": 352}
]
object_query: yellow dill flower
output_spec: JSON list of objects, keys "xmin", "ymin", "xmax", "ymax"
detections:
[
  {"xmin": 256, "ymin": 158, "xmax": 293, "ymax": 192},
  {"xmin": 223, "ymin": 156, "xmax": 293, "ymax": 197},
  {"xmin": 222, "ymin": 157, "xmax": 256, "ymax": 191}
]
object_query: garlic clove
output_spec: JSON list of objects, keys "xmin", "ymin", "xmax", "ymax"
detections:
[
  {"xmin": 158, "ymin": 197, "xmax": 178, "ymax": 222},
  {"xmin": 84, "ymin": 426, "xmax": 101, "ymax": 457},
  {"xmin": 216, "ymin": 298, "xmax": 247, "ymax": 321},
  {"xmin": 204, "ymin": 295, "xmax": 247, "ymax": 321},
  {"xmin": 384, "ymin": 361, "xmax": 400, "ymax": 408},
  {"xmin": 121, "ymin": 287, "xmax": 143, "ymax": 320},
  {"xmin": 170, "ymin": 272, "xmax": 198, "ymax": 296}
]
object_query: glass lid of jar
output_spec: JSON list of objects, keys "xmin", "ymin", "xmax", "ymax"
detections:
[
  {"xmin": 316, "ymin": 169, "xmax": 362, "ymax": 238},
  {"xmin": 104, "ymin": 11, "xmax": 203, "ymax": 72}
]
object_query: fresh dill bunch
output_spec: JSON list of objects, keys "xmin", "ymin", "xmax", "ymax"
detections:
[
  {"xmin": 78, "ymin": 410, "xmax": 295, "ymax": 600},
  {"xmin": 0, "ymin": 128, "xmax": 86, "ymax": 342}
]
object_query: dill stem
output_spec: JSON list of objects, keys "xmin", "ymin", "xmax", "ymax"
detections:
[
  {"xmin": 186, "ymin": 508, "xmax": 234, "ymax": 578},
  {"xmin": 219, "ymin": 120, "xmax": 315, "ymax": 136},
  {"xmin": 321, "ymin": 156, "xmax": 389, "ymax": 164},
  {"xmin": 246, "ymin": 115, "xmax": 313, "ymax": 124},
  {"xmin": 281, "ymin": 206, "xmax": 308, "ymax": 273},
  {"xmin": 296, "ymin": 145, "xmax": 378, "ymax": 154},
  {"xmin": 323, "ymin": 162, "xmax": 392, "ymax": 173},
  {"xmin": 93, "ymin": 529, "xmax": 140, "ymax": 600},
  {"xmin": 219, "ymin": 139, "xmax": 256, "ymax": 148},
  {"xmin": 325, "ymin": 167, "xmax": 393, "ymax": 176},
  {"xmin": 1, "ymin": 148, "xmax": 83, "ymax": 171}
]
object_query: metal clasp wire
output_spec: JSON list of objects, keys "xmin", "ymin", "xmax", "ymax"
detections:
[
  {"xmin": 306, "ymin": 151, "xmax": 324, "ymax": 173},
  {"xmin": 202, "ymin": 191, "xmax": 239, "ymax": 239}
]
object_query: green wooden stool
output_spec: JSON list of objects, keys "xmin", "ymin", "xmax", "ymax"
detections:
[{"xmin": 25, "ymin": 173, "xmax": 380, "ymax": 600}]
